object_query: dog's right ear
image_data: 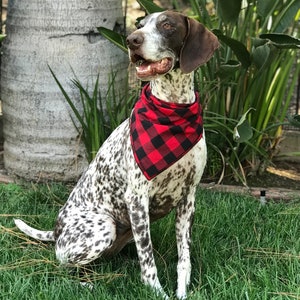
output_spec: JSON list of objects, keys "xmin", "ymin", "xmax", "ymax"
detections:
[{"xmin": 180, "ymin": 17, "xmax": 219, "ymax": 74}]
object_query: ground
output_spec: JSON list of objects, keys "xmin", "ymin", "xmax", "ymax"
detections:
[
  {"xmin": 198, "ymin": 160, "xmax": 300, "ymax": 202},
  {"xmin": 244, "ymin": 160, "xmax": 300, "ymax": 190}
]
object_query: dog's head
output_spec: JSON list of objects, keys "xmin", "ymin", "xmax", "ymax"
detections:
[{"xmin": 126, "ymin": 11, "xmax": 219, "ymax": 80}]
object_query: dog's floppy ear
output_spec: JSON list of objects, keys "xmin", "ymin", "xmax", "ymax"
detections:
[{"xmin": 180, "ymin": 17, "xmax": 219, "ymax": 73}]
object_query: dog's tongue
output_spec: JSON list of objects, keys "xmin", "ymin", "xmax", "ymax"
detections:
[{"xmin": 136, "ymin": 58, "xmax": 172, "ymax": 78}]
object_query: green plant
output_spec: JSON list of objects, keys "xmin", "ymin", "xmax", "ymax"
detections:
[
  {"xmin": 50, "ymin": 68, "xmax": 138, "ymax": 162},
  {"xmin": 99, "ymin": 0, "xmax": 300, "ymax": 184},
  {"xmin": 0, "ymin": 34, "xmax": 5, "ymax": 42},
  {"xmin": 191, "ymin": 0, "xmax": 300, "ymax": 183}
]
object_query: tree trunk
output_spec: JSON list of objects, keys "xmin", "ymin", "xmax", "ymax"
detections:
[{"xmin": 0, "ymin": 0, "xmax": 128, "ymax": 181}]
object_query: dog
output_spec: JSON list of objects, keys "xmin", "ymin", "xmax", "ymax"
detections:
[{"xmin": 14, "ymin": 11, "xmax": 219, "ymax": 299}]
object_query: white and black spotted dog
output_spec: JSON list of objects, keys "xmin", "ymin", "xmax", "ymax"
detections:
[{"xmin": 15, "ymin": 11, "xmax": 218, "ymax": 299}]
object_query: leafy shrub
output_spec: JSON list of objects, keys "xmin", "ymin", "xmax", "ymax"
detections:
[{"xmin": 191, "ymin": 0, "xmax": 300, "ymax": 183}]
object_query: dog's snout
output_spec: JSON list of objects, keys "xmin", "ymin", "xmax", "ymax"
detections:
[{"xmin": 126, "ymin": 32, "xmax": 144, "ymax": 50}]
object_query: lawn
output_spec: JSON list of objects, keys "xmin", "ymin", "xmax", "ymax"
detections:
[{"xmin": 1, "ymin": 183, "xmax": 300, "ymax": 299}]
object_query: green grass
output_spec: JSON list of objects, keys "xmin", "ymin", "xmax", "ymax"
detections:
[{"xmin": 1, "ymin": 183, "xmax": 300, "ymax": 299}]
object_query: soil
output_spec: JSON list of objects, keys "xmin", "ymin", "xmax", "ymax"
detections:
[
  {"xmin": 206, "ymin": 160, "xmax": 300, "ymax": 191},
  {"xmin": 244, "ymin": 161, "xmax": 300, "ymax": 190},
  {"xmin": 199, "ymin": 160, "xmax": 300, "ymax": 201}
]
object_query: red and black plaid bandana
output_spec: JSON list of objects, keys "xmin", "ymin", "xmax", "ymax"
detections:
[{"xmin": 130, "ymin": 83, "xmax": 203, "ymax": 180}]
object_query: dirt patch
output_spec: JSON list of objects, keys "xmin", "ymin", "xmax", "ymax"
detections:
[
  {"xmin": 243, "ymin": 161, "xmax": 300, "ymax": 191},
  {"xmin": 200, "ymin": 161, "xmax": 300, "ymax": 201}
]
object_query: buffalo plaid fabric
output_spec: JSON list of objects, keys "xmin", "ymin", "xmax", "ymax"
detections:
[{"xmin": 130, "ymin": 83, "xmax": 203, "ymax": 180}]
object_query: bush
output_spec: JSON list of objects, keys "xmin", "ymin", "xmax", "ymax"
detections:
[{"xmin": 191, "ymin": 0, "xmax": 300, "ymax": 183}]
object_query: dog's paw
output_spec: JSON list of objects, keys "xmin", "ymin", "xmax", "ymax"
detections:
[
  {"xmin": 79, "ymin": 281, "xmax": 94, "ymax": 290},
  {"xmin": 176, "ymin": 288, "xmax": 187, "ymax": 299}
]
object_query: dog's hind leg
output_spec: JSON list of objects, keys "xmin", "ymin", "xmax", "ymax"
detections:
[{"xmin": 55, "ymin": 213, "xmax": 117, "ymax": 266}]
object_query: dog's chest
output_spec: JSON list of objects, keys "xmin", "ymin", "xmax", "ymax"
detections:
[
  {"xmin": 99, "ymin": 116, "xmax": 206, "ymax": 222},
  {"xmin": 146, "ymin": 138, "xmax": 206, "ymax": 220},
  {"xmin": 64, "ymin": 117, "xmax": 206, "ymax": 226}
]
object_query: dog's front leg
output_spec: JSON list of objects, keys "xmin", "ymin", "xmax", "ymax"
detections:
[
  {"xmin": 175, "ymin": 188, "xmax": 196, "ymax": 299},
  {"xmin": 126, "ymin": 191, "xmax": 167, "ymax": 298}
]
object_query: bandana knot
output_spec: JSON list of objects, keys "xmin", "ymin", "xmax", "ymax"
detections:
[{"xmin": 130, "ymin": 83, "xmax": 203, "ymax": 180}]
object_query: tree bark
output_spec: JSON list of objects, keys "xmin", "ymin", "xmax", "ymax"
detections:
[{"xmin": 0, "ymin": 0, "xmax": 128, "ymax": 181}]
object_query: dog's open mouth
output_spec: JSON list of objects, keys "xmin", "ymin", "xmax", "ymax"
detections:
[{"xmin": 133, "ymin": 56, "xmax": 173, "ymax": 78}]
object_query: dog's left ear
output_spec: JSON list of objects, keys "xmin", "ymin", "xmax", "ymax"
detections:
[{"xmin": 180, "ymin": 17, "xmax": 219, "ymax": 73}]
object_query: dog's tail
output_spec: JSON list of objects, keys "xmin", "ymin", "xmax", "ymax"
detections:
[{"xmin": 14, "ymin": 219, "xmax": 55, "ymax": 242}]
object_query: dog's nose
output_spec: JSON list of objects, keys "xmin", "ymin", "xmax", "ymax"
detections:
[{"xmin": 126, "ymin": 32, "xmax": 144, "ymax": 50}]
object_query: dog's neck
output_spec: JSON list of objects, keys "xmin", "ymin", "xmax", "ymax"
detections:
[{"xmin": 150, "ymin": 69, "xmax": 195, "ymax": 104}]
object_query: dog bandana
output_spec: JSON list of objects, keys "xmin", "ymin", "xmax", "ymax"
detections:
[{"xmin": 130, "ymin": 83, "xmax": 203, "ymax": 180}]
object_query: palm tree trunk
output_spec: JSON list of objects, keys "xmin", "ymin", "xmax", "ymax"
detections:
[{"xmin": 0, "ymin": 0, "xmax": 128, "ymax": 181}]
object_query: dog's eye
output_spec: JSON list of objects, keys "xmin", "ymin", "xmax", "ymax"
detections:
[
  {"xmin": 162, "ymin": 22, "xmax": 172, "ymax": 30},
  {"xmin": 135, "ymin": 17, "xmax": 145, "ymax": 29}
]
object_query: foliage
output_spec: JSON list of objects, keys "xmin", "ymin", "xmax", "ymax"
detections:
[
  {"xmin": 0, "ymin": 34, "xmax": 5, "ymax": 42},
  {"xmin": 1, "ymin": 183, "xmax": 300, "ymax": 299},
  {"xmin": 99, "ymin": 0, "xmax": 300, "ymax": 184},
  {"xmin": 50, "ymin": 67, "xmax": 138, "ymax": 162},
  {"xmin": 191, "ymin": 0, "xmax": 300, "ymax": 183}
]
